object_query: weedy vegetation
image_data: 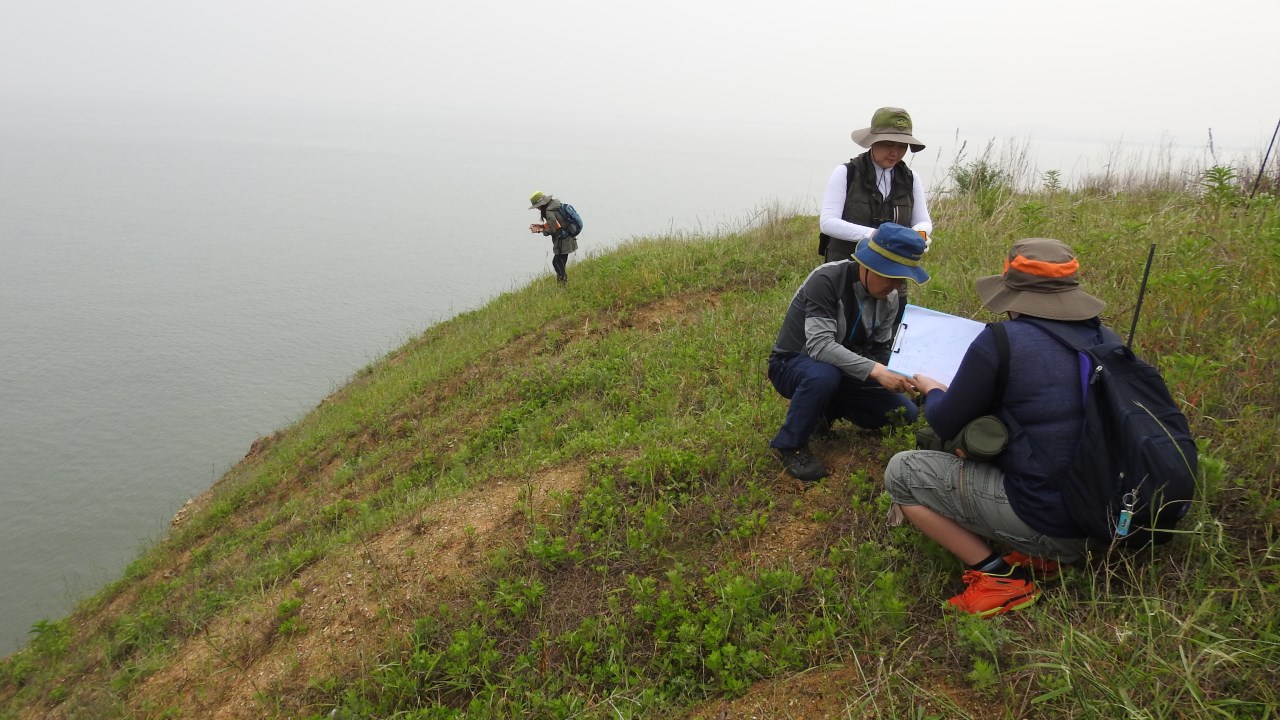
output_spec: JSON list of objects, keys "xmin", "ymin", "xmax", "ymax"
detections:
[{"xmin": 2, "ymin": 146, "xmax": 1278, "ymax": 719}]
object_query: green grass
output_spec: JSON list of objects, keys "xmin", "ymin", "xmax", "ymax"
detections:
[{"xmin": 2, "ymin": 166, "xmax": 1278, "ymax": 719}]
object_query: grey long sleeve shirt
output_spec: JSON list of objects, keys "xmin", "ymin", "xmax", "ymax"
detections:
[{"xmin": 770, "ymin": 260, "xmax": 898, "ymax": 380}]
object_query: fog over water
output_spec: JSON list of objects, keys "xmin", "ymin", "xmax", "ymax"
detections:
[{"xmin": 0, "ymin": 85, "xmax": 1266, "ymax": 656}]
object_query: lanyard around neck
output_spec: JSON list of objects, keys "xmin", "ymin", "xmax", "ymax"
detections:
[{"xmin": 847, "ymin": 292, "xmax": 877, "ymax": 343}]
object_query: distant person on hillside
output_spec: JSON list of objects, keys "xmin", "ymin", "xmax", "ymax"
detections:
[
  {"xmin": 883, "ymin": 238, "xmax": 1116, "ymax": 617},
  {"xmin": 768, "ymin": 224, "xmax": 929, "ymax": 482},
  {"xmin": 528, "ymin": 191, "xmax": 579, "ymax": 285},
  {"xmin": 818, "ymin": 107, "xmax": 934, "ymax": 265}
]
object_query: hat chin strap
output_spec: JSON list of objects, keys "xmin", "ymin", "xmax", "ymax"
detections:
[{"xmin": 858, "ymin": 264, "xmax": 881, "ymax": 290}]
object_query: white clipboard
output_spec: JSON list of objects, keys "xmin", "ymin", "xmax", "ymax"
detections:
[{"xmin": 887, "ymin": 304, "xmax": 986, "ymax": 387}]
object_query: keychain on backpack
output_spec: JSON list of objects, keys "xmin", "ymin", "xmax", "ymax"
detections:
[{"xmin": 1116, "ymin": 491, "xmax": 1137, "ymax": 537}]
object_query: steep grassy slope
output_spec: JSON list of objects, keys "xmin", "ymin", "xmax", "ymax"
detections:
[{"xmin": 2, "ymin": 188, "xmax": 1277, "ymax": 719}]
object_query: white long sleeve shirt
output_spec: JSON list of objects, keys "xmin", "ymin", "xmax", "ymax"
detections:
[{"xmin": 818, "ymin": 163, "xmax": 933, "ymax": 243}]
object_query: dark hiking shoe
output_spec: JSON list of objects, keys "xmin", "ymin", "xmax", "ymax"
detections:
[{"xmin": 776, "ymin": 446, "xmax": 829, "ymax": 482}]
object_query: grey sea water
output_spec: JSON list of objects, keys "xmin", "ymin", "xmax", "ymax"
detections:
[{"xmin": 0, "ymin": 93, "xmax": 832, "ymax": 655}]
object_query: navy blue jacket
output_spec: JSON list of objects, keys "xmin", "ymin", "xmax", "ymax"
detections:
[{"xmin": 922, "ymin": 317, "xmax": 1120, "ymax": 537}]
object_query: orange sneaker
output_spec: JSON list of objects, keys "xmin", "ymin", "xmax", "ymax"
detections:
[
  {"xmin": 1004, "ymin": 551, "xmax": 1061, "ymax": 581},
  {"xmin": 947, "ymin": 567, "xmax": 1039, "ymax": 617}
]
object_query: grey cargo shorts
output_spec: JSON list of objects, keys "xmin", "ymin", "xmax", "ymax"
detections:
[{"xmin": 884, "ymin": 450, "xmax": 1089, "ymax": 563}]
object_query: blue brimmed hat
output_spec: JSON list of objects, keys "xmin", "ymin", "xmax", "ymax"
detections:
[{"xmin": 854, "ymin": 223, "xmax": 930, "ymax": 285}]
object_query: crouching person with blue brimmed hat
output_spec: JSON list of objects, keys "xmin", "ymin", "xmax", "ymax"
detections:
[{"xmin": 767, "ymin": 223, "xmax": 929, "ymax": 482}]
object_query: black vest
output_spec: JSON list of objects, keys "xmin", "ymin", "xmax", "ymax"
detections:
[{"xmin": 819, "ymin": 152, "xmax": 916, "ymax": 263}]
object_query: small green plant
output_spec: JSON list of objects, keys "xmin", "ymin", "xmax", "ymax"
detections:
[
  {"xmin": 951, "ymin": 612, "xmax": 1013, "ymax": 697},
  {"xmin": 1043, "ymin": 169, "xmax": 1063, "ymax": 193},
  {"xmin": 275, "ymin": 598, "xmax": 307, "ymax": 636},
  {"xmin": 728, "ymin": 509, "xmax": 769, "ymax": 540},
  {"xmin": 493, "ymin": 578, "xmax": 545, "ymax": 620},
  {"xmin": 966, "ymin": 657, "xmax": 999, "ymax": 694},
  {"xmin": 951, "ymin": 158, "xmax": 1010, "ymax": 195},
  {"xmin": 28, "ymin": 619, "xmax": 70, "ymax": 658},
  {"xmin": 878, "ymin": 411, "xmax": 918, "ymax": 454},
  {"xmin": 527, "ymin": 525, "xmax": 575, "ymax": 568},
  {"xmin": 1018, "ymin": 199, "xmax": 1049, "ymax": 233},
  {"xmin": 1200, "ymin": 165, "xmax": 1240, "ymax": 208}
]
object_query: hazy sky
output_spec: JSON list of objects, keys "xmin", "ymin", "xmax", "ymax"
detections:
[{"xmin": 2, "ymin": 0, "xmax": 1277, "ymax": 151}]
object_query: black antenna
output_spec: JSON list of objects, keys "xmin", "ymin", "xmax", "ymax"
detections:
[
  {"xmin": 1249, "ymin": 116, "xmax": 1280, "ymax": 201},
  {"xmin": 1127, "ymin": 243, "xmax": 1157, "ymax": 348}
]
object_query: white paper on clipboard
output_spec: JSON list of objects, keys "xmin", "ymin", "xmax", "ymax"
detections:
[{"xmin": 887, "ymin": 304, "xmax": 986, "ymax": 387}]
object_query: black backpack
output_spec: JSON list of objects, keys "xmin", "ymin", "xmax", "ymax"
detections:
[{"xmin": 994, "ymin": 320, "xmax": 1197, "ymax": 547}]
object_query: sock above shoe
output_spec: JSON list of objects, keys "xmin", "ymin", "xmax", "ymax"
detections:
[{"xmin": 969, "ymin": 552, "xmax": 1010, "ymax": 575}]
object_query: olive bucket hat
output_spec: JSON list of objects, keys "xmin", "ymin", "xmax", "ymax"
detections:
[
  {"xmin": 528, "ymin": 191, "xmax": 553, "ymax": 209},
  {"xmin": 975, "ymin": 238, "xmax": 1106, "ymax": 321},
  {"xmin": 850, "ymin": 107, "xmax": 925, "ymax": 152}
]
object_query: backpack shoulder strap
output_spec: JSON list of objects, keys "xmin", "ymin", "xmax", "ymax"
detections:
[{"xmin": 989, "ymin": 322, "xmax": 1010, "ymax": 411}]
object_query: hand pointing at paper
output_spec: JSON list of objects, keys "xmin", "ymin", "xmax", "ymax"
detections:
[{"xmin": 913, "ymin": 374, "xmax": 947, "ymax": 395}]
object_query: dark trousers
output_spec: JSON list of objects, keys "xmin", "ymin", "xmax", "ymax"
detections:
[
  {"xmin": 552, "ymin": 254, "xmax": 569, "ymax": 283},
  {"xmin": 768, "ymin": 354, "xmax": 918, "ymax": 449}
]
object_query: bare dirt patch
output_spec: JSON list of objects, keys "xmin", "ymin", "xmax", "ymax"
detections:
[{"xmin": 129, "ymin": 465, "xmax": 588, "ymax": 719}]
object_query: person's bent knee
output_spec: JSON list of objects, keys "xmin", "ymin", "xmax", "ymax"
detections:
[
  {"xmin": 801, "ymin": 362, "xmax": 842, "ymax": 395},
  {"xmin": 885, "ymin": 450, "xmax": 917, "ymax": 504}
]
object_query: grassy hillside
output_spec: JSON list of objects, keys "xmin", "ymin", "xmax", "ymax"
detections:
[{"xmin": 3, "ymin": 174, "xmax": 1278, "ymax": 719}]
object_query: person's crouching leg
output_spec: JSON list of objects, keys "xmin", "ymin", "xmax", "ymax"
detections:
[{"xmin": 884, "ymin": 451, "xmax": 1038, "ymax": 616}]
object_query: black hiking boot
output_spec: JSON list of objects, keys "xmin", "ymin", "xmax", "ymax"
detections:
[{"xmin": 776, "ymin": 446, "xmax": 829, "ymax": 482}]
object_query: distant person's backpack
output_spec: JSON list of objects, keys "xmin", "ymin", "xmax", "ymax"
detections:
[
  {"xmin": 998, "ymin": 320, "xmax": 1197, "ymax": 548},
  {"xmin": 556, "ymin": 203, "xmax": 584, "ymax": 241}
]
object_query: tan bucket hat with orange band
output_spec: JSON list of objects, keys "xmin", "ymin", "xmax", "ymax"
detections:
[{"xmin": 975, "ymin": 238, "xmax": 1105, "ymax": 321}]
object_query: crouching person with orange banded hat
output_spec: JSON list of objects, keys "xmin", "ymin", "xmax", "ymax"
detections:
[{"xmin": 885, "ymin": 238, "xmax": 1118, "ymax": 617}]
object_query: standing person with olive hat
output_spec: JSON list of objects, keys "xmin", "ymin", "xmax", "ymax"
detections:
[
  {"xmin": 883, "ymin": 238, "xmax": 1121, "ymax": 617},
  {"xmin": 528, "ymin": 191, "xmax": 578, "ymax": 285},
  {"xmin": 818, "ymin": 106, "xmax": 934, "ymax": 265},
  {"xmin": 767, "ymin": 223, "xmax": 930, "ymax": 482}
]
